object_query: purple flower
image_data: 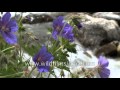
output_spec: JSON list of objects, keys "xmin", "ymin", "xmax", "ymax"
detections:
[
  {"xmin": 0, "ymin": 12, "xmax": 18, "ymax": 45},
  {"xmin": 33, "ymin": 46, "xmax": 54, "ymax": 72},
  {"xmin": 52, "ymin": 16, "xmax": 74, "ymax": 42},
  {"xmin": 98, "ymin": 56, "xmax": 110, "ymax": 78},
  {"xmin": 77, "ymin": 23, "xmax": 82, "ymax": 29}
]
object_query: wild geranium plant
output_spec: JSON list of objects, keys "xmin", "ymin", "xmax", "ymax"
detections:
[{"xmin": 0, "ymin": 12, "xmax": 110, "ymax": 78}]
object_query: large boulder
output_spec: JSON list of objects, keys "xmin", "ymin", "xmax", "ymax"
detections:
[{"xmin": 66, "ymin": 13, "xmax": 120, "ymax": 49}]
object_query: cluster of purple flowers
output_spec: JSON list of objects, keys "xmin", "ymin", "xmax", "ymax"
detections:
[
  {"xmin": 1, "ymin": 13, "xmax": 110, "ymax": 78},
  {"xmin": 30, "ymin": 16, "xmax": 111, "ymax": 77},
  {"xmin": 52, "ymin": 16, "xmax": 74, "ymax": 42},
  {"xmin": 33, "ymin": 16, "xmax": 78, "ymax": 72}
]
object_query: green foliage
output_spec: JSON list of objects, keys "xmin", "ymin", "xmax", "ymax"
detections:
[
  {"xmin": 62, "ymin": 38, "xmax": 77, "ymax": 53},
  {"xmin": 0, "ymin": 47, "xmax": 25, "ymax": 78}
]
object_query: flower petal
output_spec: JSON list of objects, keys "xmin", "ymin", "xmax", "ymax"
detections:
[
  {"xmin": 98, "ymin": 56, "xmax": 109, "ymax": 67},
  {"xmin": 2, "ymin": 12, "xmax": 11, "ymax": 25},
  {"xmin": 62, "ymin": 32, "xmax": 74, "ymax": 42},
  {"xmin": 33, "ymin": 52, "xmax": 40, "ymax": 62},
  {"xmin": 57, "ymin": 16, "xmax": 64, "ymax": 25},
  {"xmin": 38, "ymin": 66, "xmax": 50, "ymax": 72},
  {"xmin": 39, "ymin": 46, "xmax": 47, "ymax": 55},
  {"xmin": 42, "ymin": 53, "xmax": 54, "ymax": 62},
  {"xmin": 0, "ymin": 20, "xmax": 2, "ymax": 26},
  {"xmin": 7, "ymin": 20, "xmax": 18, "ymax": 32},
  {"xmin": 0, "ymin": 31, "xmax": 17, "ymax": 45},
  {"xmin": 52, "ymin": 30, "xmax": 58, "ymax": 40},
  {"xmin": 99, "ymin": 68, "xmax": 110, "ymax": 78},
  {"xmin": 62, "ymin": 24, "xmax": 74, "ymax": 41},
  {"xmin": 53, "ymin": 16, "xmax": 64, "ymax": 28},
  {"xmin": 64, "ymin": 23, "xmax": 73, "ymax": 33}
]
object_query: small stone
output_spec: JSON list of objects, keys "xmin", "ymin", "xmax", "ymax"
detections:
[
  {"xmin": 117, "ymin": 43, "xmax": 120, "ymax": 56},
  {"xmin": 95, "ymin": 41, "xmax": 118, "ymax": 57}
]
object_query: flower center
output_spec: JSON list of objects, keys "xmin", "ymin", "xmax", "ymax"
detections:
[
  {"xmin": 1, "ymin": 26, "xmax": 9, "ymax": 32},
  {"xmin": 37, "ymin": 57, "xmax": 42, "ymax": 62},
  {"xmin": 56, "ymin": 25, "xmax": 62, "ymax": 33}
]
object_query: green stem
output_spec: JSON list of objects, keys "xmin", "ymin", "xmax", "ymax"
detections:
[
  {"xmin": 27, "ymin": 66, "xmax": 36, "ymax": 78},
  {"xmin": 18, "ymin": 12, "xmax": 23, "ymax": 63},
  {"xmin": 18, "ymin": 12, "xmax": 23, "ymax": 24},
  {"xmin": 52, "ymin": 73, "xmax": 57, "ymax": 78},
  {"xmin": 40, "ymin": 73, "xmax": 42, "ymax": 78},
  {"xmin": 36, "ymin": 72, "xmax": 40, "ymax": 78},
  {"xmin": 53, "ymin": 45, "xmax": 64, "ymax": 55},
  {"xmin": 59, "ymin": 23, "xmax": 67, "ymax": 36},
  {"xmin": 0, "ymin": 72, "xmax": 23, "ymax": 78},
  {"xmin": 1, "ymin": 46, "xmax": 15, "ymax": 52},
  {"xmin": 48, "ymin": 72, "xmax": 51, "ymax": 78}
]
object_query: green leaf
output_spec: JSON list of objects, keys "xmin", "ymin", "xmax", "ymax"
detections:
[
  {"xmin": 64, "ymin": 42, "xmax": 77, "ymax": 53},
  {"xmin": 72, "ymin": 18, "xmax": 80, "ymax": 26},
  {"xmin": 57, "ymin": 66, "xmax": 70, "ymax": 72},
  {"xmin": 47, "ymin": 27, "xmax": 53, "ymax": 33}
]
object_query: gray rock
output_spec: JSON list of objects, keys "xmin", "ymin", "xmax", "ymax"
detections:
[
  {"xmin": 66, "ymin": 13, "xmax": 120, "ymax": 49},
  {"xmin": 94, "ymin": 40, "xmax": 120, "ymax": 58},
  {"xmin": 22, "ymin": 22, "xmax": 52, "ymax": 45},
  {"xmin": 93, "ymin": 12, "xmax": 120, "ymax": 26},
  {"xmin": 23, "ymin": 22, "xmax": 52, "ymax": 36},
  {"xmin": 22, "ymin": 14, "xmax": 54, "ymax": 24},
  {"xmin": 93, "ymin": 12, "xmax": 120, "ymax": 20},
  {"xmin": 117, "ymin": 42, "xmax": 120, "ymax": 56},
  {"xmin": 95, "ymin": 41, "xmax": 118, "ymax": 57}
]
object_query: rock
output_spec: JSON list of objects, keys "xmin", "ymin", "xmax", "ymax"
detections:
[
  {"xmin": 5, "ymin": 12, "xmax": 68, "ymax": 24},
  {"xmin": 117, "ymin": 42, "xmax": 120, "ymax": 56},
  {"xmin": 22, "ymin": 14, "xmax": 54, "ymax": 24},
  {"xmin": 93, "ymin": 12, "xmax": 120, "ymax": 20},
  {"xmin": 22, "ymin": 22, "xmax": 52, "ymax": 45},
  {"xmin": 95, "ymin": 41, "xmax": 118, "ymax": 57},
  {"xmin": 93, "ymin": 12, "xmax": 120, "ymax": 26},
  {"xmin": 21, "ymin": 12, "xmax": 68, "ymax": 24},
  {"xmin": 95, "ymin": 40, "xmax": 120, "ymax": 58},
  {"xmin": 66, "ymin": 13, "xmax": 120, "ymax": 49}
]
